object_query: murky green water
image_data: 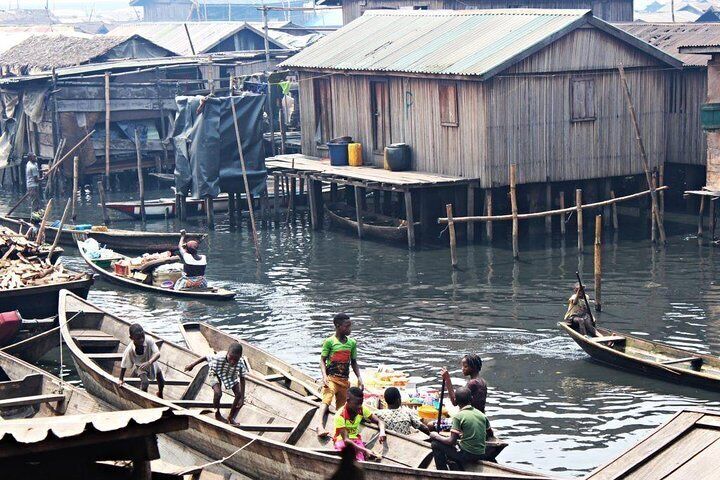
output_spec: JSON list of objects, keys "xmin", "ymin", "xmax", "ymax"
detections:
[{"xmin": 5, "ymin": 186, "xmax": 720, "ymax": 477}]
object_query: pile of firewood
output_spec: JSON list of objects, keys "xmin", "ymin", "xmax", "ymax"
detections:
[
  {"xmin": 0, "ymin": 226, "xmax": 50, "ymax": 261},
  {"xmin": 0, "ymin": 258, "xmax": 86, "ymax": 290}
]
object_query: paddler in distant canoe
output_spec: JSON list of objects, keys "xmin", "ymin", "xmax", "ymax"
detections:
[
  {"xmin": 564, "ymin": 283, "xmax": 598, "ymax": 337},
  {"xmin": 441, "ymin": 354, "xmax": 488, "ymax": 413},
  {"xmin": 175, "ymin": 229, "xmax": 207, "ymax": 291}
]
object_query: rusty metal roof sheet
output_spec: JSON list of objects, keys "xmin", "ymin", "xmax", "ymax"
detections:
[
  {"xmin": 280, "ymin": 9, "xmax": 681, "ymax": 78},
  {"xmin": 0, "ymin": 408, "xmax": 172, "ymax": 445},
  {"xmin": 616, "ymin": 22, "xmax": 720, "ymax": 66}
]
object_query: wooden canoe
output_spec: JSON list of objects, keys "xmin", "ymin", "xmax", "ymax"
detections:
[
  {"xmin": 60, "ymin": 291, "xmax": 549, "ymax": 480},
  {"xmin": 180, "ymin": 321, "xmax": 508, "ymax": 461},
  {"xmin": 0, "ymin": 350, "xmax": 240, "ymax": 477},
  {"xmin": 0, "ymin": 275, "xmax": 93, "ymax": 318},
  {"xmin": 0, "ymin": 215, "xmax": 205, "ymax": 254},
  {"xmin": 325, "ymin": 203, "xmax": 417, "ymax": 242},
  {"xmin": 0, "ymin": 317, "xmax": 58, "ymax": 364},
  {"xmin": 560, "ymin": 322, "xmax": 720, "ymax": 391},
  {"xmin": 76, "ymin": 238, "xmax": 235, "ymax": 301}
]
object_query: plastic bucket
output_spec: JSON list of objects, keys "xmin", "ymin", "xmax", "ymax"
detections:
[
  {"xmin": 384, "ymin": 143, "xmax": 411, "ymax": 171},
  {"xmin": 327, "ymin": 141, "xmax": 350, "ymax": 166}
]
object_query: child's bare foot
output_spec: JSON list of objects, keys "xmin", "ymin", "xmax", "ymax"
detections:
[{"xmin": 215, "ymin": 411, "xmax": 227, "ymax": 423}]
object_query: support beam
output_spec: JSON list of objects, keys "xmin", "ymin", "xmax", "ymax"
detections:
[
  {"xmin": 594, "ymin": 215, "xmax": 602, "ymax": 312},
  {"xmin": 354, "ymin": 186, "xmax": 363, "ymax": 239},
  {"xmin": 205, "ymin": 197, "xmax": 214, "ymax": 230},
  {"xmin": 404, "ymin": 190, "xmax": 415, "ymax": 249},
  {"xmin": 559, "ymin": 191, "xmax": 566, "ymax": 235},
  {"xmin": 71, "ymin": 155, "xmax": 79, "ymax": 221},
  {"xmin": 273, "ymin": 173, "xmax": 280, "ymax": 221},
  {"xmin": 467, "ymin": 183, "xmax": 475, "ymax": 243},
  {"xmin": 510, "ymin": 165, "xmax": 519, "ymax": 259},
  {"xmin": 610, "ymin": 190, "xmax": 619, "ymax": 230},
  {"xmin": 97, "ymin": 180, "xmax": 110, "ymax": 226},
  {"xmin": 576, "ymin": 188, "xmax": 583, "ymax": 253},
  {"xmin": 134, "ymin": 130, "xmax": 146, "ymax": 224},
  {"xmin": 308, "ymin": 177, "xmax": 319, "ymax": 230},
  {"xmin": 698, "ymin": 195, "xmax": 706, "ymax": 237},
  {"xmin": 485, "ymin": 189, "xmax": 493, "ymax": 241},
  {"xmin": 545, "ymin": 182, "xmax": 552, "ymax": 234},
  {"xmin": 447, "ymin": 204, "xmax": 457, "ymax": 269}
]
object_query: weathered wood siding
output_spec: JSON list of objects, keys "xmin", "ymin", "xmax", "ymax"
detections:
[
  {"xmin": 665, "ymin": 67, "xmax": 706, "ymax": 166},
  {"xmin": 341, "ymin": 0, "xmax": 632, "ymax": 24}
]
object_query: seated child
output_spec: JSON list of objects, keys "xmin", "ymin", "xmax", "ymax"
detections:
[
  {"xmin": 333, "ymin": 386, "xmax": 386, "ymax": 461},
  {"xmin": 119, "ymin": 323, "xmax": 165, "ymax": 398},
  {"xmin": 375, "ymin": 387, "xmax": 429, "ymax": 436}
]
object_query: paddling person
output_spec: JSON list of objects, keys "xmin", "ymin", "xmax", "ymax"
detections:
[
  {"xmin": 25, "ymin": 153, "xmax": 41, "ymax": 213},
  {"xmin": 441, "ymin": 354, "xmax": 488, "ymax": 413},
  {"xmin": 564, "ymin": 283, "xmax": 598, "ymax": 337},
  {"xmin": 430, "ymin": 387, "xmax": 489, "ymax": 471},
  {"xmin": 375, "ymin": 387, "xmax": 429, "ymax": 435},
  {"xmin": 333, "ymin": 386, "xmax": 386, "ymax": 461},
  {"xmin": 175, "ymin": 229, "xmax": 207, "ymax": 290},
  {"xmin": 317, "ymin": 313, "xmax": 364, "ymax": 437},
  {"xmin": 118, "ymin": 324, "xmax": 165, "ymax": 398},
  {"xmin": 184, "ymin": 342, "xmax": 246, "ymax": 425}
]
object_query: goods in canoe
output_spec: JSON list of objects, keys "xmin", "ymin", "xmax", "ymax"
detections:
[
  {"xmin": 0, "ymin": 225, "xmax": 63, "ymax": 262},
  {"xmin": 0, "ymin": 349, "xmax": 241, "ymax": 478},
  {"xmin": 560, "ymin": 322, "xmax": 720, "ymax": 391},
  {"xmin": 76, "ymin": 237, "xmax": 235, "ymax": 300},
  {"xmin": 61, "ymin": 291, "xmax": 549, "ymax": 480},
  {"xmin": 179, "ymin": 322, "xmax": 508, "ymax": 461},
  {"xmin": 325, "ymin": 203, "xmax": 418, "ymax": 242},
  {"xmin": 0, "ymin": 215, "xmax": 205, "ymax": 254}
]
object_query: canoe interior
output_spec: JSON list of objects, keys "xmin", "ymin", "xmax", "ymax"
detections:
[{"xmin": 62, "ymin": 293, "xmax": 538, "ymax": 479}]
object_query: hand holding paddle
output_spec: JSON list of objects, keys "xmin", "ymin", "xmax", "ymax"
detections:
[{"xmin": 575, "ymin": 271, "xmax": 596, "ymax": 326}]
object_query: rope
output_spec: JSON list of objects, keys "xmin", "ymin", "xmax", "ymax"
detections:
[{"xmin": 191, "ymin": 438, "xmax": 257, "ymax": 471}]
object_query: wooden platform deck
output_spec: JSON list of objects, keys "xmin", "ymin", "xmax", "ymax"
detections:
[
  {"xmin": 586, "ymin": 408, "xmax": 720, "ymax": 479},
  {"xmin": 266, "ymin": 154, "xmax": 476, "ymax": 191}
]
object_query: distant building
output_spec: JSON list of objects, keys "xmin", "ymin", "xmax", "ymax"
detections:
[
  {"xmin": 282, "ymin": 9, "xmax": 680, "ymax": 188},
  {"xmin": 319, "ymin": 0, "xmax": 633, "ymax": 24}
]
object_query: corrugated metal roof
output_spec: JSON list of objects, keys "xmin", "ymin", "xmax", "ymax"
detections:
[
  {"xmin": 0, "ymin": 408, "xmax": 172, "ymax": 445},
  {"xmin": 281, "ymin": 9, "xmax": 596, "ymax": 78},
  {"xmin": 616, "ymin": 22, "xmax": 720, "ymax": 66},
  {"xmin": 109, "ymin": 22, "xmax": 291, "ymax": 55}
]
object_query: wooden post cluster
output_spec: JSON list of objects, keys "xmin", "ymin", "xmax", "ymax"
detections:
[
  {"xmin": 510, "ymin": 164, "xmax": 519, "ymax": 259},
  {"xmin": 594, "ymin": 215, "xmax": 602, "ymax": 312}
]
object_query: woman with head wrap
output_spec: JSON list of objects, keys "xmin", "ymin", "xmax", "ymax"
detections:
[{"xmin": 174, "ymin": 229, "xmax": 207, "ymax": 290}]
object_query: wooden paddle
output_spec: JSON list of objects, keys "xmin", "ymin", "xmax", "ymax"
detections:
[
  {"xmin": 575, "ymin": 271, "xmax": 595, "ymax": 326},
  {"xmin": 436, "ymin": 379, "xmax": 445, "ymax": 432}
]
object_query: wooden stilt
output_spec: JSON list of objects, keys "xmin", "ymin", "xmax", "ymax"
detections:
[
  {"xmin": 260, "ymin": 188, "xmax": 268, "ymax": 221},
  {"xmin": 576, "ymin": 188, "xmax": 583, "ymax": 253},
  {"xmin": 289, "ymin": 177, "xmax": 296, "ymax": 212},
  {"xmin": 594, "ymin": 215, "xmax": 602, "ymax": 312},
  {"xmin": 330, "ymin": 182, "xmax": 337, "ymax": 202},
  {"xmin": 510, "ymin": 165, "xmax": 519, "ymax": 259},
  {"xmin": 485, "ymin": 189, "xmax": 493, "ymax": 241},
  {"xmin": 559, "ymin": 191, "xmax": 566, "ymax": 234},
  {"xmin": 659, "ymin": 165, "xmax": 665, "ymax": 215},
  {"xmin": 651, "ymin": 178, "xmax": 657, "ymax": 243},
  {"xmin": 205, "ymin": 197, "xmax": 214, "ymax": 229},
  {"xmin": 545, "ymin": 182, "xmax": 552, "ymax": 234},
  {"xmin": 97, "ymin": 180, "xmax": 110, "ymax": 226},
  {"xmin": 610, "ymin": 190, "xmax": 619, "ymax": 230},
  {"xmin": 698, "ymin": 195, "xmax": 706, "ymax": 237},
  {"xmin": 383, "ymin": 190, "xmax": 391, "ymax": 215},
  {"xmin": 308, "ymin": 177, "xmax": 319, "ymax": 230},
  {"xmin": 273, "ymin": 173, "xmax": 280, "ymax": 220},
  {"xmin": 603, "ymin": 179, "xmax": 612, "ymax": 227},
  {"xmin": 228, "ymin": 192, "xmax": 237, "ymax": 225},
  {"xmin": 354, "ymin": 186, "xmax": 363, "ymax": 239},
  {"xmin": 404, "ymin": 190, "xmax": 415, "ymax": 248},
  {"xmin": 104, "ymin": 71, "xmax": 111, "ymax": 188},
  {"xmin": 134, "ymin": 130, "xmax": 146, "ymax": 224},
  {"xmin": 71, "ymin": 155, "xmax": 79, "ymax": 221},
  {"xmin": 467, "ymin": 183, "xmax": 475, "ymax": 243},
  {"xmin": 711, "ymin": 198, "xmax": 717, "ymax": 241},
  {"xmin": 447, "ymin": 204, "xmax": 457, "ymax": 269}
]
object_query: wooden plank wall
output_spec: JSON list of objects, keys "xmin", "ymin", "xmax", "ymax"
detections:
[{"xmin": 665, "ymin": 67, "xmax": 706, "ymax": 166}]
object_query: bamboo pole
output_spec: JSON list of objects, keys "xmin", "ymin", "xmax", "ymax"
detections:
[
  {"xmin": 134, "ymin": 130, "xmax": 146, "ymax": 224},
  {"xmin": 447, "ymin": 204, "xmax": 458, "ymax": 269},
  {"xmin": 559, "ymin": 191, "xmax": 566, "ymax": 235},
  {"xmin": 97, "ymin": 180, "xmax": 110, "ymax": 226},
  {"xmin": 618, "ymin": 65, "xmax": 666, "ymax": 244},
  {"xmin": 610, "ymin": 190, "xmax": 619, "ymax": 230},
  {"xmin": 44, "ymin": 130, "xmax": 96, "ymax": 179},
  {"xmin": 71, "ymin": 155, "xmax": 79, "ymax": 221},
  {"xmin": 485, "ymin": 189, "xmax": 493, "ymax": 241},
  {"xmin": 47, "ymin": 198, "xmax": 71, "ymax": 263},
  {"xmin": 35, "ymin": 198, "xmax": 53, "ymax": 244},
  {"xmin": 230, "ymin": 94, "xmax": 261, "ymax": 262},
  {"xmin": 698, "ymin": 195, "xmax": 706, "ymax": 237},
  {"xmin": 104, "ymin": 71, "xmax": 111, "ymax": 185},
  {"xmin": 438, "ymin": 186, "xmax": 669, "ymax": 224},
  {"xmin": 510, "ymin": 164, "xmax": 519, "ymax": 259},
  {"xmin": 594, "ymin": 215, "xmax": 602, "ymax": 312},
  {"xmin": 576, "ymin": 189, "xmax": 583, "ymax": 253}
]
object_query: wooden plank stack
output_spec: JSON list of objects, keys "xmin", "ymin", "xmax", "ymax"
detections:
[{"xmin": 0, "ymin": 226, "xmax": 49, "ymax": 262}]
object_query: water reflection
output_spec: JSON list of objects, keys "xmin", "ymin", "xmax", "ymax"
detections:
[{"xmin": 6, "ymin": 188, "xmax": 720, "ymax": 477}]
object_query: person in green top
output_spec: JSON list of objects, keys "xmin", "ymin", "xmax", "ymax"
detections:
[
  {"xmin": 429, "ymin": 386, "xmax": 489, "ymax": 471},
  {"xmin": 317, "ymin": 313, "xmax": 364, "ymax": 437}
]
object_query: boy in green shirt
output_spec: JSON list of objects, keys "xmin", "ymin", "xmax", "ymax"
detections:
[
  {"xmin": 333, "ymin": 387, "xmax": 386, "ymax": 461},
  {"xmin": 317, "ymin": 313, "xmax": 364, "ymax": 437},
  {"xmin": 429, "ymin": 387, "xmax": 489, "ymax": 470}
]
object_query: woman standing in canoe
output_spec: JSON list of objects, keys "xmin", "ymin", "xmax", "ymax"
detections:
[{"xmin": 440, "ymin": 354, "xmax": 487, "ymax": 413}]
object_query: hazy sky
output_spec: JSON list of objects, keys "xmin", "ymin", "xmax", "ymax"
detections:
[{"xmin": 9, "ymin": 1, "xmax": 130, "ymax": 11}]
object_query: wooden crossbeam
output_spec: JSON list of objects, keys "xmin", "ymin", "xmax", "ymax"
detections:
[
  {"xmin": 0, "ymin": 393, "xmax": 65, "ymax": 408},
  {"xmin": 593, "ymin": 335, "xmax": 626, "ymax": 344},
  {"xmin": 124, "ymin": 378, "xmax": 190, "ymax": 386},
  {"xmin": 660, "ymin": 357, "xmax": 703, "ymax": 366}
]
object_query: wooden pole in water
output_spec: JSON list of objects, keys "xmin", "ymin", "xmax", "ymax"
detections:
[
  {"xmin": 104, "ymin": 71, "xmax": 111, "ymax": 188},
  {"xmin": 610, "ymin": 190, "xmax": 619, "ymax": 230},
  {"xmin": 308, "ymin": 177, "xmax": 318, "ymax": 230},
  {"xmin": 228, "ymin": 191, "xmax": 236, "ymax": 226},
  {"xmin": 698, "ymin": 195, "xmax": 706, "ymax": 237},
  {"xmin": 97, "ymin": 181, "xmax": 110, "ymax": 226},
  {"xmin": 576, "ymin": 188, "xmax": 583, "ymax": 253},
  {"xmin": 594, "ymin": 215, "xmax": 602, "ymax": 312},
  {"xmin": 230, "ymin": 95, "xmax": 261, "ymax": 262},
  {"xmin": 354, "ymin": 186, "xmax": 364, "ymax": 239},
  {"xmin": 559, "ymin": 191, "xmax": 566, "ymax": 235},
  {"xmin": 485, "ymin": 189, "xmax": 493, "ymax": 241},
  {"xmin": 71, "ymin": 155, "xmax": 79, "ymax": 221},
  {"xmin": 711, "ymin": 198, "xmax": 717, "ymax": 241},
  {"xmin": 618, "ymin": 65, "xmax": 666, "ymax": 244},
  {"xmin": 273, "ymin": 173, "xmax": 280, "ymax": 221},
  {"xmin": 133, "ymin": 130, "xmax": 146, "ymax": 224},
  {"xmin": 651, "ymin": 177, "xmax": 657, "ymax": 243},
  {"xmin": 205, "ymin": 197, "xmax": 214, "ymax": 229},
  {"xmin": 404, "ymin": 190, "xmax": 416, "ymax": 249},
  {"xmin": 35, "ymin": 198, "xmax": 53, "ymax": 244},
  {"xmin": 447, "ymin": 204, "xmax": 458, "ymax": 269},
  {"xmin": 47, "ymin": 197, "xmax": 70, "ymax": 262},
  {"xmin": 467, "ymin": 184, "xmax": 475, "ymax": 243},
  {"xmin": 510, "ymin": 164, "xmax": 519, "ymax": 259},
  {"xmin": 659, "ymin": 166, "xmax": 665, "ymax": 215},
  {"xmin": 545, "ymin": 182, "xmax": 552, "ymax": 234}
]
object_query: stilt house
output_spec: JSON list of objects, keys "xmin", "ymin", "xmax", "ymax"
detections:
[{"xmin": 282, "ymin": 9, "xmax": 681, "ymax": 190}]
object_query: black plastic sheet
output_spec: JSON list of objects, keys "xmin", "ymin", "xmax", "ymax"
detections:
[{"xmin": 172, "ymin": 93, "xmax": 267, "ymax": 199}]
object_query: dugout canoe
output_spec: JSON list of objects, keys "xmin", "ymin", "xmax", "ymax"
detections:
[
  {"xmin": 0, "ymin": 350, "xmax": 241, "ymax": 477},
  {"xmin": 325, "ymin": 203, "xmax": 418, "ymax": 242},
  {"xmin": 560, "ymin": 322, "xmax": 720, "ymax": 391},
  {"xmin": 76, "ymin": 238, "xmax": 234, "ymax": 301},
  {"xmin": 180, "ymin": 321, "xmax": 508, "ymax": 461},
  {"xmin": 60, "ymin": 291, "xmax": 549, "ymax": 480},
  {"xmin": 0, "ymin": 275, "xmax": 93, "ymax": 318},
  {"xmin": 0, "ymin": 215, "xmax": 205, "ymax": 254}
]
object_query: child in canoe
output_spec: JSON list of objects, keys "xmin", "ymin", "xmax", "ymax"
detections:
[
  {"xmin": 118, "ymin": 324, "xmax": 165, "ymax": 398},
  {"xmin": 333, "ymin": 386, "xmax": 386, "ymax": 461}
]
